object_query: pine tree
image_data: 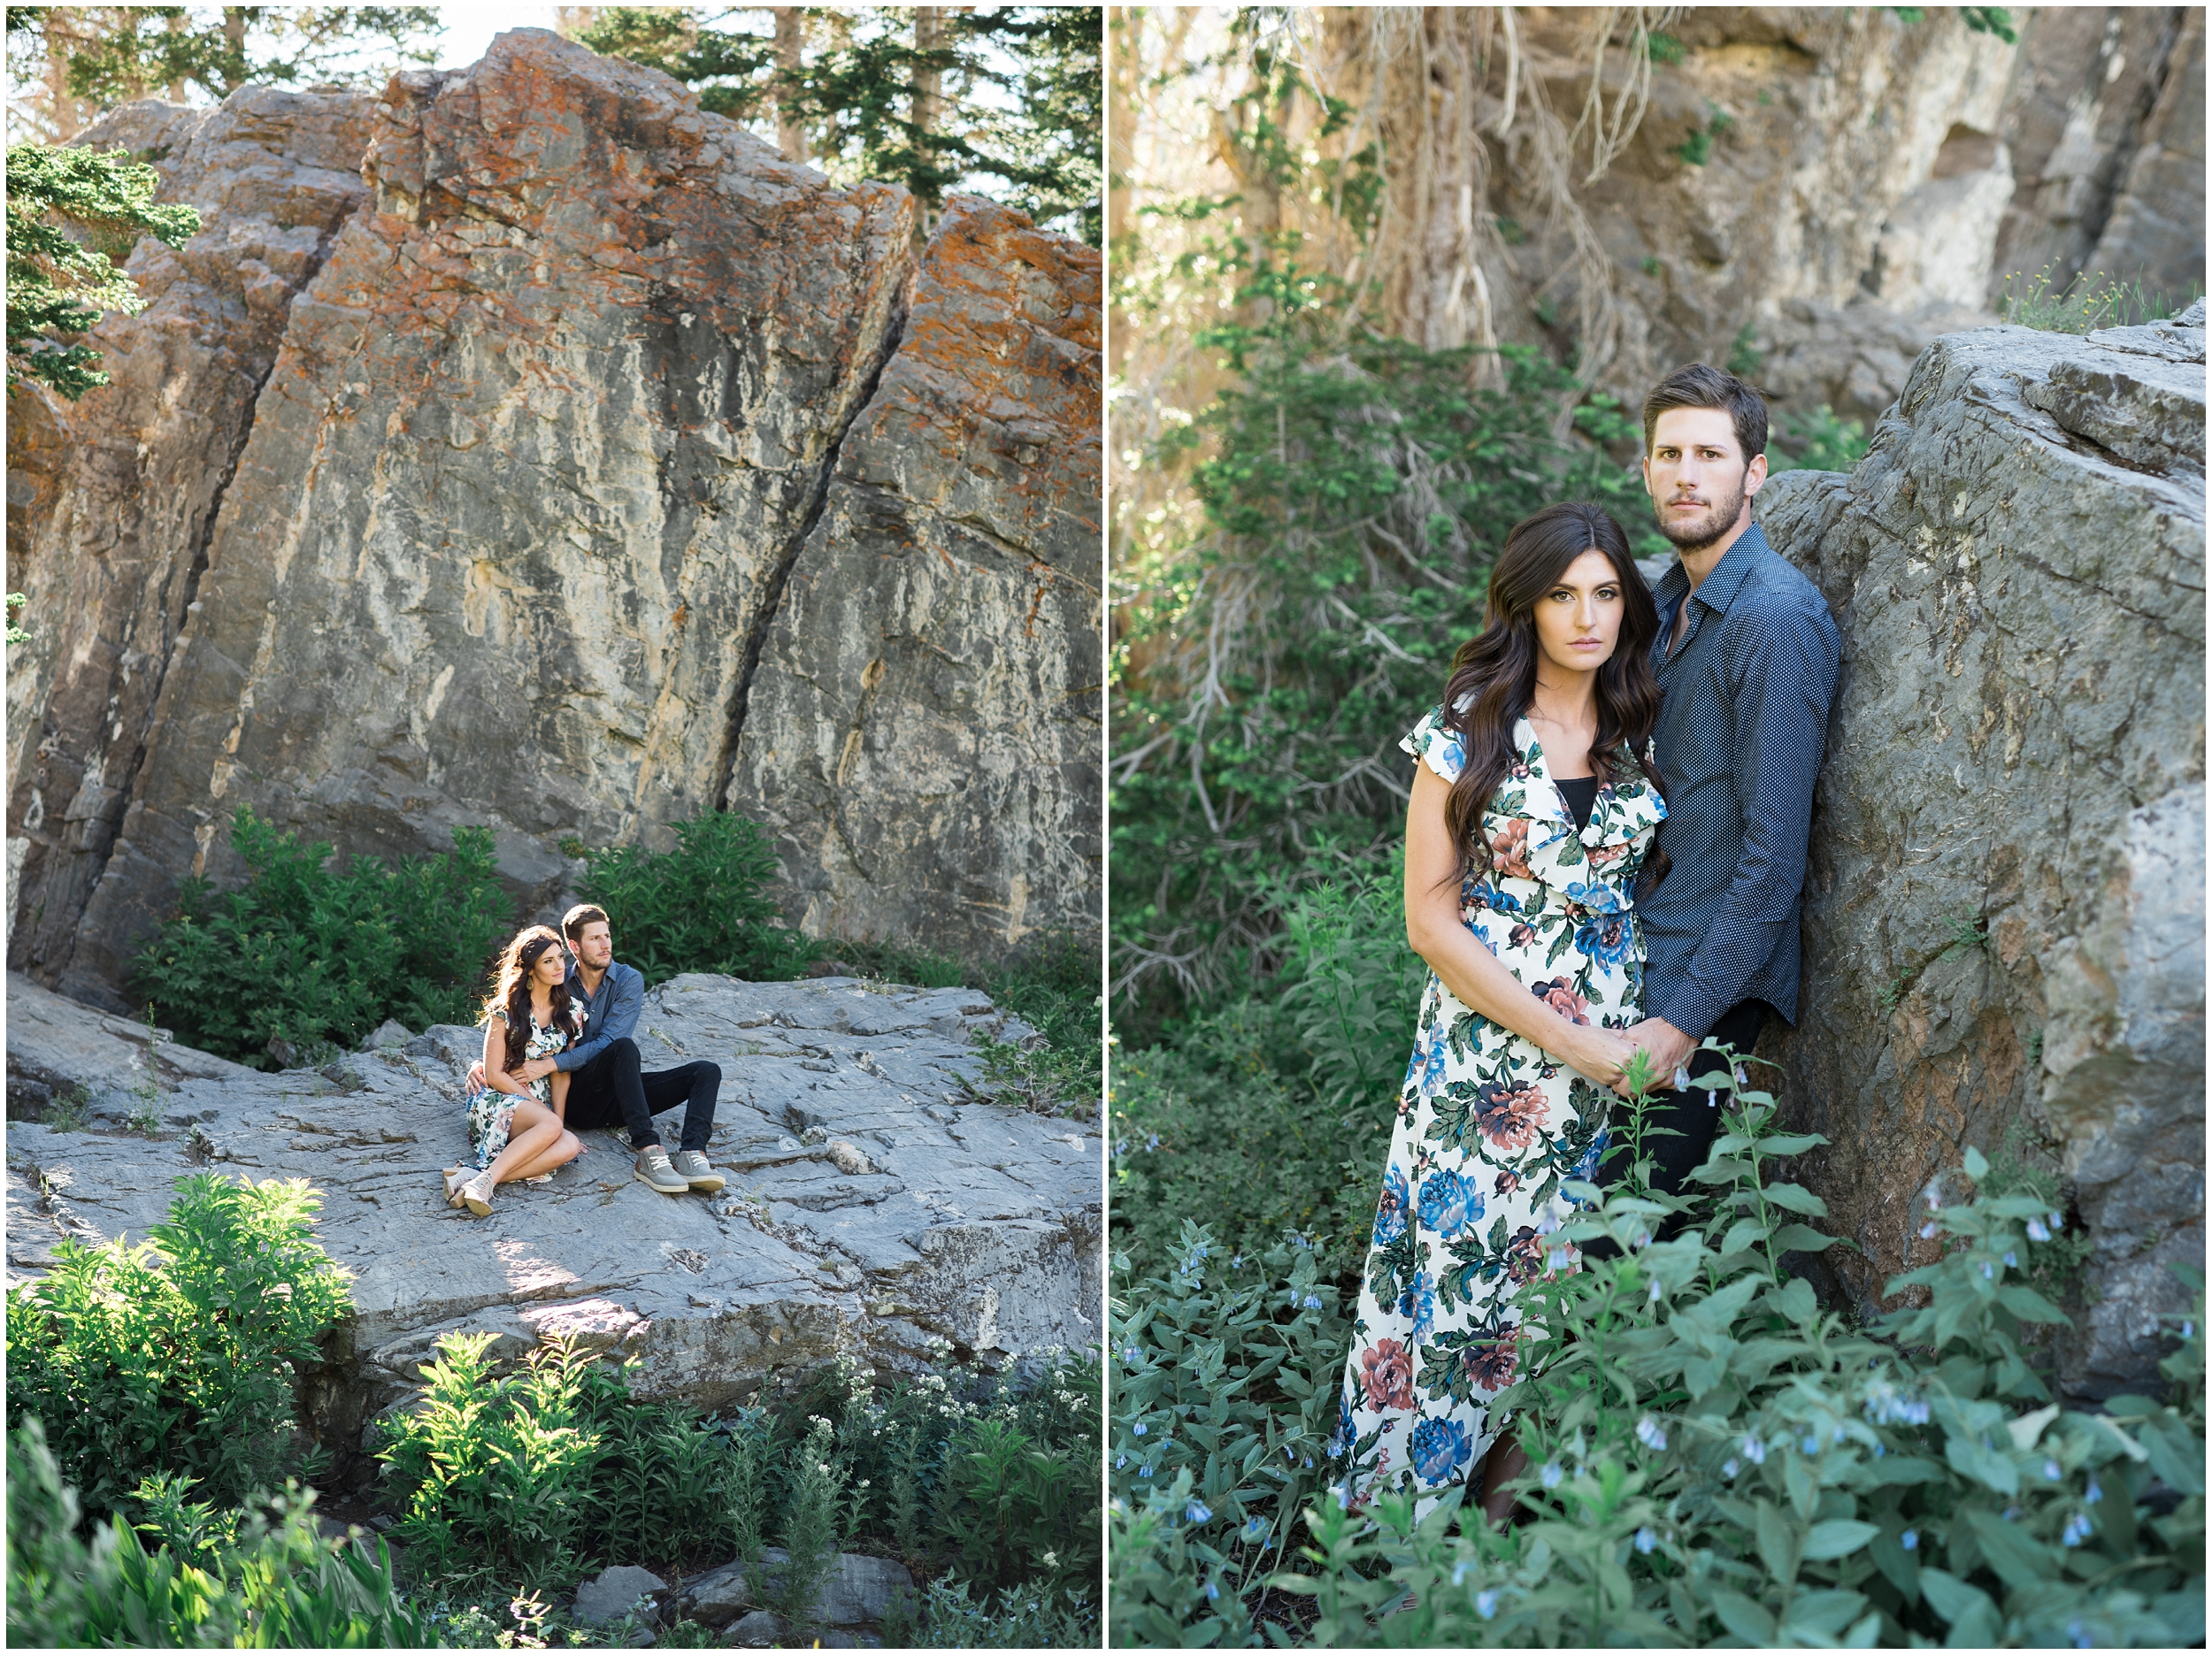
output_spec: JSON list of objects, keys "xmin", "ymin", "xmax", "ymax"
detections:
[{"xmin": 5, "ymin": 141, "xmax": 199, "ymax": 399}]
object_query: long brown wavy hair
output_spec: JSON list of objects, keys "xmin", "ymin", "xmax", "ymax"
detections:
[
  {"xmin": 1438, "ymin": 502, "xmax": 1664, "ymax": 885},
  {"xmin": 480, "ymin": 925, "xmax": 575, "ymax": 1073}
]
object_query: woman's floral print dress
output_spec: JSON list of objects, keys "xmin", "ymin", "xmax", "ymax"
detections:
[
  {"xmin": 464, "ymin": 1010, "xmax": 573, "ymax": 1171},
  {"xmin": 1331, "ymin": 707, "xmax": 1666, "ymax": 1513}
]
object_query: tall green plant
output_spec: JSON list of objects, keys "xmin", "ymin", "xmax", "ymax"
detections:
[
  {"xmin": 7, "ymin": 1419, "xmax": 434, "ymax": 1649},
  {"xmin": 134, "ymin": 806, "xmax": 512, "ymax": 1066},
  {"xmin": 574, "ymin": 809, "xmax": 810, "ymax": 987},
  {"xmin": 4, "ymin": 1175, "xmax": 354, "ymax": 1520}
]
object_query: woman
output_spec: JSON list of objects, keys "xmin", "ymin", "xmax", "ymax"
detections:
[
  {"xmin": 446, "ymin": 926, "xmax": 585, "ymax": 1216},
  {"xmin": 1330, "ymin": 502, "xmax": 1667, "ymax": 1526}
]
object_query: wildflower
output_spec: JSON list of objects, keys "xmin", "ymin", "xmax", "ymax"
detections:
[
  {"xmin": 1115, "ymin": 1139, "xmax": 1128, "ymax": 1156},
  {"xmin": 1205, "ymin": 1580, "xmax": 1220, "ymax": 1601},
  {"xmin": 1722, "ymin": 1457, "xmax": 1740, "ymax": 1479},
  {"xmin": 2070, "ymin": 1619, "xmax": 2092, "ymax": 1649},
  {"xmin": 1243, "ymin": 1515, "xmax": 1268, "ymax": 1541},
  {"xmin": 1634, "ymin": 1527, "xmax": 1657, "ymax": 1554},
  {"xmin": 1475, "ymin": 1590, "xmax": 1500, "ymax": 1621},
  {"xmin": 2003, "ymin": 1250, "xmax": 2018, "ymax": 1268},
  {"xmin": 1741, "ymin": 1434, "xmax": 1767, "ymax": 1465},
  {"xmin": 2001, "ymin": 1506, "xmax": 2020, "ymax": 1521},
  {"xmin": 1873, "ymin": 1442, "xmax": 1886, "ymax": 1458},
  {"xmin": 1303, "ymin": 1455, "xmax": 1313, "ymax": 1468},
  {"xmin": 2026, "ymin": 1215, "xmax": 2051, "ymax": 1242},
  {"xmin": 2185, "ymin": 1320, "xmax": 2197, "ymax": 1340},
  {"xmin": 1636, "ymin": 1416, "xmax": 1668, "ymax": 1452},
  {"xmin": 1133, "ymin": 1421, "xmax": 1147, "ymax": 1436},
  {"xmin": 1733, "ymin": 1065, "xmax": 1748, "ymax": 1087},
  {"xmin": 2085, "ymin": 1475, "xmax": 2102, "ymax": 1506},
  {"xmin": 1146, "ymin": 1133, "xmax": 1159, "ymax": 1150},
  {"xmin": 1802, "ymin": 1433, "xmax": 1821, "ymax": 1455},
  {"xmin": 1115, "ymin": 1453, "xmax": 1126, "ymax": 1469},
  {"xmin": 1283, "ymin": 1444, "xmax": 1297, "ymax": 1466},
  {"xmin": 1672, "ymin": 1066, "xmax": 1691, "ymax": 1091},
  {"xmin": 1541, "ymin": 1460, "xmax": 1564, "ymax": 1488},
  {"xmin": 1187, "ymin": 1499, "xmax": 1212, "ymax": 1524},
  {"xmin": 1139, "ymin": 1465, "xmax": 1152, "ymax": 1478},
  {"xmin": 2047, "ymin": 1209, "xmax": 2064, "ymax": 1230},
  {"xmin": 1649, "ymin": 1276, "xmax": 1663, "ymax": 1302},
  {"xmin": 1302, "ymin": 1293, "xmax": 1323, "ymax": 1310},
  {"xmin": 1122, "ymin": 1344, "xmax": 1141, "ymax": 1363},
  {"xmin": 1980, "ymin": 1260, "xmax": 1995, "ymax": 1279},
  {"xmin": 2062, "ymin": 1513, "xmax": 2092, "ymax": 1547},
  {"xmin": 2044, "ymin": 1459, "xmax": 2062, "ymax": 1482},
  {"xmin": 1452, "ymin": 1560, "xmax": 1472, "ymax": 1586},
  {"xmin": 1231, "ymin": 1253, "xmax": 1244, "ymax": 1268},
  {"xmin": 1900, "ymin": 1529, "xmax": 1918, "ymax": 1551},
  {"xmin": 1919, "ymin": 1222, "xmax": 1939, "ymax": 1240}
]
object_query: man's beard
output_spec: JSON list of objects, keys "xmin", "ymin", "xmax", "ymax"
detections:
[{"xmin": 1654, "ymin": 473, "xmax": 1747, "ymax": 552}]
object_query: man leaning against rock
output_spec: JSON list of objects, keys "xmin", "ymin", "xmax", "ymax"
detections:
[
  {"xmin": 472, "ymin": 905, "xmax": 728, "ymax": 1196},
  {"xmin": 1617, "ymin": 363, "xmax": 1843, "ymax": 1202}
]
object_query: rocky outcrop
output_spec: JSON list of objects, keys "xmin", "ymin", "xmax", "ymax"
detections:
[
  {"xmin": 726, "ymin": 197, "xmax": 1102, "ymax": 949},
  {"xmin": 7, "ymin": 27, "xmax": 1102, "ymax": 1008},
  {"xmin": 4, "ymin": 969, "xmax": 1102, "ymax": 1479},
  {"xmin": 5, "ymin": 87, "xmax": 379, "ymax": 996},
  {"xmin": 1755, "ymin": 305, "xmax": 2205, "ymax": 1398}
]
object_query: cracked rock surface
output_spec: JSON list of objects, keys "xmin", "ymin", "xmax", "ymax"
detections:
[
  {"xmin": 1755, "ymin": 303, "xmax": 2204, "ymax": 1398},
  {"xmin": 5, "ymin": 969, "xmax": 1101, "ymax": 1471},
  {"xmin": 9, "ymin": 26, "xmax": 1101, "ymax": 1009}
]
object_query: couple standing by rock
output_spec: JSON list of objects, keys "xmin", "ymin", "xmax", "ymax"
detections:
[
  {"xmin": 442, "ymin": 905, "xmax": 729, "ymax": 1217},
  {"xmin": 1334, "ymin": 362, "xmax": 1844, "ymax": 1520}
]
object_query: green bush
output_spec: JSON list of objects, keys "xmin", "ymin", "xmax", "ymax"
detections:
[
  {"xmin": 134, "ymin": 806, "xmax": 512, "ymax": 1067},
  {"xmin": 574, "ymin": 809, "xmax": 811, "ymax": 986},
  {"xmin": 1107, "ymin": 1069, "xmax": 2208, "ymax": 1647},
  {"xmin": 1766, "ymin": 402, "xmax": 1871, "ymax": 475},
  {"xmin": 4, "ymin": 1174, "xmax": 354, "ymax": 1520},
  {"xmin": 7, "ymin": 1418, "xmax": 433, "ymax": 1648},
  {"xmin": 893, "ymin": 1576, "xmax": 1099, "ymax": 1646}
]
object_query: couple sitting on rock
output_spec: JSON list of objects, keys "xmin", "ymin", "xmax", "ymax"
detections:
[{"xmin": 442, "ymin": 904, "xmax": 728, "ymax": 1217}]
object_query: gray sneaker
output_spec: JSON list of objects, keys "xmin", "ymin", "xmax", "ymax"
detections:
[
  {"xmin": 670, "ymin": 1150, "xmax": 726, "ymax": 1194},
  {"xmin": 634, "ymin": 1145, "xmax": 689, "ymax": 1195}
]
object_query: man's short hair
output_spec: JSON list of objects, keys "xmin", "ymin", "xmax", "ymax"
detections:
[
  {"xmin": 1642, "ymin": 363, "xmax": 1769, "ymax": 464},
  {"xmin": 562, "ymin": 904, "xmax": 610, "ymax": 944}
]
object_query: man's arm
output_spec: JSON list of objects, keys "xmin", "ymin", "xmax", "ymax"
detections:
[
  {"xmin": 552, "ymin": 966, "xmax": 643, "ymax": 1072},
  {"xmin": 1646, "ymin": 594, "xmax": 1841, "ymax": 1042}
]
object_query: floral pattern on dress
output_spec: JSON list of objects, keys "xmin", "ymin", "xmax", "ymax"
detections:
[
  {"xmin": 1331, "ymin": 705, "xmax": 1666, "ymax": 1515},
  {"xmin": 464, "ymin": 1010, "xmax": 574, "ymax": 1172}
]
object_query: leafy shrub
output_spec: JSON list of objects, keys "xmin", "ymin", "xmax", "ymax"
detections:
[
  {"xmin": 4, "ymin": 1174, "xmax": 354, "ymax": 1519},
  {"xmin": 1108, "ymin": 1068, "xmax": 2208, "ymax": 1647},
  {"xmin": 134, "ymin": 806, "xmax": 512, "ymax": 1066},
  {"xmin": 1766, "ymin": 402, "xmax": 1871, "ymax": 475},
  {"xmin": 1997, "ymin": 265, "xmax": 2201, "ymax": 334},
  {"xmin": 893, "ymin": 1575, "xmax": 1098, "ymax": 1646},
  {"xmin": 574, "ymin": 809, "xmax": 811, "ymax": 985},
  {"xmin": 7, "ymin": 1418, "xmax": 433, "ymax": 1648}
]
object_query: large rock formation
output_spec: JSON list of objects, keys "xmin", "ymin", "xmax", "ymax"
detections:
[
  {"xmin": 1755, "ymin": 304, "xmax": 2204, "ymax": 1398},
  {"xmin": 5, "ymin": 969, "xmax": 1102, "ymax": 1479},
  {"xmin": 6, "ymin": 28, "xmax": 1102, "ymax": 1008}
]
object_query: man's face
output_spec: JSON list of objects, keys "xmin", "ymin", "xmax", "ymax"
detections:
[
  {"xmin": 1643, "ymin": 407, "xmax": 1766, "ymax": 551},
  {"xmin": 572, "ymin": 921, "xmax": 614, "ymax": 970}
]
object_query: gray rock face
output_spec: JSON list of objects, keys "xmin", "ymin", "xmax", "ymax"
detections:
[
  {"xmin": 725, "ymin": 195, "xmax": 1102, "ymax": 953},
  {"xmin": 576, "ymin": 1565, "xmax": 668, "ymax": 1628},
  {"xmin": 4, "ymin": 970, "xmax": 1102, "ymax": 1473},
  {"xmin": 8, "ymin": 27, "xmax": 1101, "ymax": 1010},
  {"xmin": 678, "ymin": 1548, "xmax": 912, "ymax": 1629},
  {"xmin": 5, "ymin": 88, "xmax": 378, "ymax": 995},
  {"xmin": 1754, "ymin": 310, "xmax": 2204, "ymax": 1398}
]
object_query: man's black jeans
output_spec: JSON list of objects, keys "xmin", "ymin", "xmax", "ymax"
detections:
[
  {"xmin": 564, "ymin": 1038, "xmax": 719, "ymax": 1153},
  {"xmin": 1586, "ymin": 999, "xmax": 1772, "ymax": 1257}
]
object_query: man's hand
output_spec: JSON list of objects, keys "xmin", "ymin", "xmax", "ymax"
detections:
[{"xmin": 1622, "ymin": 1018, "xmax": 1695, "ymax": 1089}]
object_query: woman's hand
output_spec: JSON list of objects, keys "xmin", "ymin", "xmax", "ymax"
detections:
[{"xmin": 1557, "ymin": 1023, "xmax": 1643, "ymax": 1099}]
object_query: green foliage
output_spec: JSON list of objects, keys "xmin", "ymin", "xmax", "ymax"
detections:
[
  {"xmin": 1725, "ymin": 322, "xmax": 1763, "ymax": 379},
  {"xmin": 576, "ymin": 6, "xmax": 1101, "ymax": 241},
  {"xmin": 1962, "ymin": 7, "xmax": 2019, "ymax": 42},
  {"xmin": 8, "ymin": 1418, "xmax": 434, "ymax": 1649},
  {"xmin": 1767, "ymin": 402, "xmax": 1871, "ymax": 475},
  {"xmin": 1646, "ymin": 31, "xmax": 1686, "ymax": 65},
  {"xmin": 575, "ymin": 809, "xmax": 810, "ymax": 988},
  {"xmin": 4, "ymin": 1174, "xmax": 354, "ymax": 1521},
  {"xmin": 1998, "ymin": 265, "xmax": 2202, "ymax": 334},
  {"xmin": 1108, "ymin": 1059, "xmax": 2208, "ymax": 1647},
  {"xmin": 1114, "ymin": 267, "xmax": 1669, "ymax": 1036},
  {"xmin": 374, "ymin": 1332, "xmax": 751, "ymax": 1593},
  {"xmin": 4, "ymin": 141, "xmax": 199, "ymax": 398},
  {"xmin": 134, "ymin": 805, "xmax": 513, "ymax": 1067},
  {"xmin": 896, "ymin": 1576, "xmax": 1098, "ymax": 1646},
  {"xmin": 958, "ymin": 929, "xmax": 1102, "ymax": 1118},
  {"xmin": 1270, "ymin": 847, "xmax": 1425, "ymax": 1116}
]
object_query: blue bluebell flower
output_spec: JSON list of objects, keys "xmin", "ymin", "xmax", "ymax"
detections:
[
  {"xmin": 2062, "ymin": 1513, "xmax": 2092, "ymax": 1547},
  {"xmin": 1475, "ymin": 1590, "xmax": 1500, "ymax": 1621},
  {"xmin": 1186, "ymin": 1499, "xmax": 1211, "ymax": 1524},
  {"xmin": 2085, "ymin": 1475, "xmax": 2102, "ymax": 1506},
  {"xmin": 2026, "ymin": 1215, "xmax": 2051, "ymax": 1242},
  {"xmin": 2044, "ymin": 1459, "xmax": 2062, "ymax": 1482},
  {"xmin": 1741, "ymin": 1434, "xmax": 1767, "ymax": 1465},
  {"xmin": 1540, "ymin": 1460, "xmax": 1564, "ymax": 1488},
  {"xmin": 1303, "ymin": 1292, "xmax": 1325, "ymax": 1311},
  {"xmin": 1900, "ymin": 1529, "xmax": 1918, "ymax": 1551},
  {"xmin": 1634, "ymin": 1527, "xmax": 1657, "ymax": 1554},
  {"xmin": 1146, "ymin": 1133, "xmax": 1158, "ymax": 1151},
  {"xmin": 1722, "ymin": 1457, "xmax": 1740, "ymax": 1479},
  {"xmin": 1205, "ymin": 1580, "xmax": 1220, "ymax": 1601},
  {"xmin": 2003, "ymin": 1250, "xmax": 2018, "ymax": 1268},
  {"xmin": 1636, "ymin": 1416, "xmax": 1668, "ymax": 1451},
  {"xmin": 1133, "ymin": 1421, "xmax": 1147, "ymax": 1436}
]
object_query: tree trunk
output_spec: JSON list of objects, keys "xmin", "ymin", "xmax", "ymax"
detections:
[
  {"xmin": 221, "ymin": 6, "xmax": 248, "ymax": 94},
  {"xmin": 772, "ymin": 6, "xmax": 808, "ymax": 164},
  {"xmin": 912, "ymin": 5, "xmax": 944, "ymax": 213}
]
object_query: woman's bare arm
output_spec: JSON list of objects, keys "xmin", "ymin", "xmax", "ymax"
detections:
[
  {"xmin": 549, "ymin": 1068, "xmax": 570, "ymax": 1124},
  {"xmin": 1404, "ymin": 765, "xmax": 1638, "ymax": 1094},
  {"xmin": 480, "ymin": 1018, "xmax": 535, "ymax": 1098}
]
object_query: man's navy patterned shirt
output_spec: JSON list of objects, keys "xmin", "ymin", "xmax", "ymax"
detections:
[{"xmin": 1639, "ymin": 519, "xmax": 1841, "ymax": 1038}]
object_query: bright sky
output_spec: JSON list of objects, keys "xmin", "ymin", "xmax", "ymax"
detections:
[{"xmin": 428, "ymin": 7, "xmax": 567, "ymax": 73}]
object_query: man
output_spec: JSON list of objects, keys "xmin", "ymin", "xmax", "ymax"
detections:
[
  {"xmin": 1620, "ymin": 363, "xmax": 1842, "ymax": 1197},
  {"xmin": 480, "ymin": 905, "xmax": 728, "ymax": 1195}
]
